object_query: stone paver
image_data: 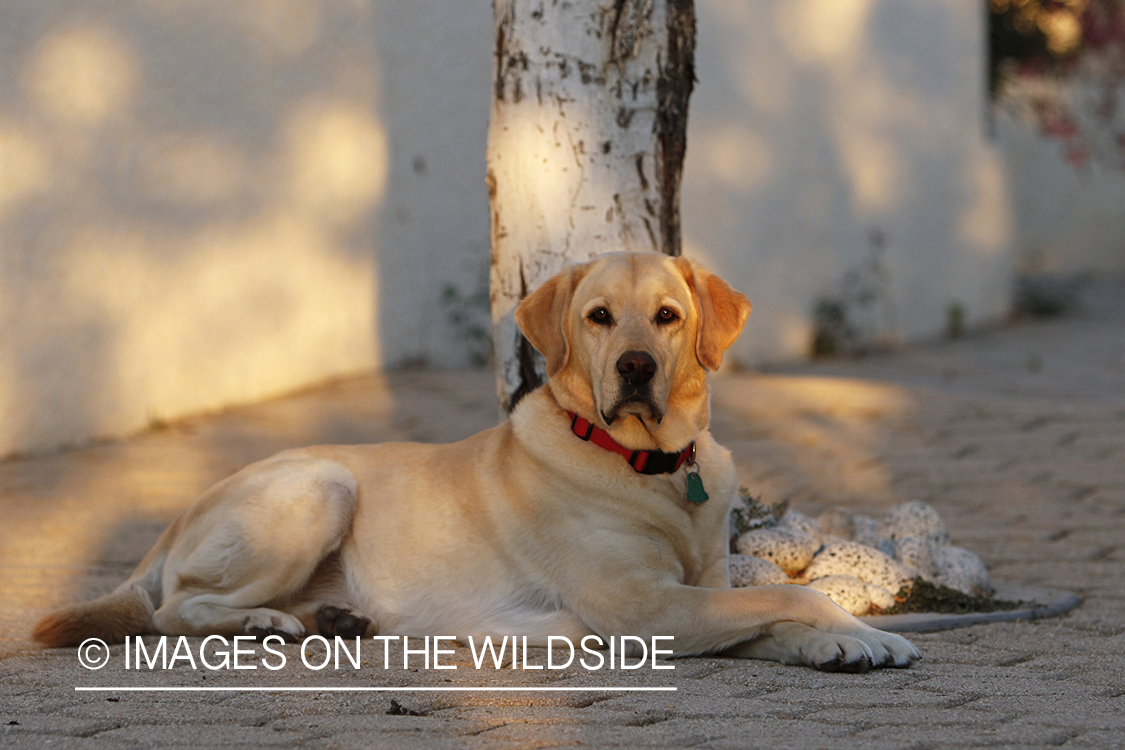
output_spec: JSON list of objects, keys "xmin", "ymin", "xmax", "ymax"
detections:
[{"xmin": 1, "ymin": 279, "xmax": 1123, "ymax": 748}]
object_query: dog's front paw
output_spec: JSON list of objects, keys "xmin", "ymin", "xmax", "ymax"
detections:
[
  {"xmin": 839, "ymin": 624, "xmax": 920, "ymax": 668},
  {"xmin": 804, "ymin": 632, "xmax": 876, "ymax": 672},
  {"xmin": 243, "ymin": 610, "xmax": 305, "ymax": 643},
  {"xmin": 876, "ymin": 630, "xmax": 920, "ymax": 668}
]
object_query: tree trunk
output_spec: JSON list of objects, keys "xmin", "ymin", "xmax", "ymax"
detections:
[{"xmin": 487, "ymin": 0, "xmax": 695, "ymax": 411}]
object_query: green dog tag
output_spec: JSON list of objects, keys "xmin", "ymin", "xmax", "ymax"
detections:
[{"xmin": 685, "ymin": 471, "xmax": 709, "ymax": 504}]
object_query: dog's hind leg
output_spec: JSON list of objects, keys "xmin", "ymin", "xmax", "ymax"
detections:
[
  {"xmin": 277, "ymin": 552, "xmax": 373, "ymax": 638},
  {"xmin": 150, "ymin": 457, "xmax": 360, "ymax": 641}
]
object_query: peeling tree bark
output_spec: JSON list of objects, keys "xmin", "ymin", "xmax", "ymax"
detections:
[{"xmin": 488, "ymin": 0, "xmax": 696, "ymax": 411}]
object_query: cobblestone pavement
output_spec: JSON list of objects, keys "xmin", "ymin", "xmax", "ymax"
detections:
[{"xmin": 1, "ymin": 281, "xmax": 1123, "ymax": 749}]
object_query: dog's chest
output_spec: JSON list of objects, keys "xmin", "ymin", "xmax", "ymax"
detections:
[{"xmin": 636, "ymin": 474, "xmax": 730, "ymax": 584}]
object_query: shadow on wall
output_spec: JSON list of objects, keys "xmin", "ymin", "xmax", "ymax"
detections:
[
  {"xmin": 0, "ymin": 1, "xmax": 493, "ymax": 458},
  {"xmin": 682, "ymin": 0, "xmax": 1017, "ymax": 365}
]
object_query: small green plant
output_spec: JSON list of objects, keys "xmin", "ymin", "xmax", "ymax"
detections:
[
  {"xmin": 811, "ymin": 299, "xmax": 852, "ymax": 357},
  {"xmin": 440, "ymin": 260, "xmax": 493, "ymax": 367},
  {"xmin": 811, "ymin": 235, "xmax": 893, "ymax": 358},
  {"xmin": 730, "ymin": 489, "xmax": 782, "ymax": 536},
  {"xmin": 946, "ymin": 301, "xmax": 965, "ymax": 339}
]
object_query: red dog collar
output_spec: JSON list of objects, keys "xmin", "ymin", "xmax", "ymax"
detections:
[{"xmin": 567, "ymin": 412, "xmax": 695, "ymax": 475}]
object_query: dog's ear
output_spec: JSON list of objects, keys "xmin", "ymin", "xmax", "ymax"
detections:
[
  {"xmin": 674, "ymin": 257, "xmax": 752, "ymax": 371},
  {"xmin": 515, "ymin": 265, "xmax": 587, "ymax": 376}
]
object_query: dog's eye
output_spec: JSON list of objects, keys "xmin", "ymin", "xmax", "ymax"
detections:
[
  {"xmin": 655, "ymin": 307, "xmax": 679, "ymax": 325},
  {"xmin": 588, "ymin": 307, "xmax": 613, "ymax": 325}
]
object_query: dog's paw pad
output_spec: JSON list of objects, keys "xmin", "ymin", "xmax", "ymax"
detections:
[
  {"xmin": 317, "ymin": 605, "xmax": 371, "ymax": 638},
  {"xmin": 816, "ymin": 653, "xmax": 872, "ymax": 674}
]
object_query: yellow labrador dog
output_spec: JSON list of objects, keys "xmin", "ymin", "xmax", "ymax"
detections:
[{"xmin": 35, "ymin": 252, "xmax": 918, "ymax": 672}]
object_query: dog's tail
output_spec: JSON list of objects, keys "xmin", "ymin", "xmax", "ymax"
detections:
[
  {"xmin": 33, "ymin": 527, "xmax": 172, "ymax": 648},
  {"xmin": 32, "ymin": 582, "xmax": 156, "ymax": 647}
]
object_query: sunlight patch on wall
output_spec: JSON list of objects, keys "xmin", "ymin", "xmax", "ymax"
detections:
[
  {"xmin": 701, "ymin": 124, "xmax": 774, "ymax": 193},
  {"xmin": 0, "ymin": 123, "xmax": 52, "ymax": 207},
  {"xmin": 284, "ymin": 99, "xmax": 389, "ymax": 227},
  {"xmin": 57, "ymin": 212, "xmax": 379, "ymax": 425},
  {"xmin": 773, "ymin": 0, "xmax": 873, "ymax": 64},
  {"xmin": 26, "ymin": 25, "xmax": 138, "ymax": 126}
]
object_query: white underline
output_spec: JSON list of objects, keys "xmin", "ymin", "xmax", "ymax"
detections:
[{"xmin": 75, "ymin": 686, "xmax": 676, "ymax": 692}]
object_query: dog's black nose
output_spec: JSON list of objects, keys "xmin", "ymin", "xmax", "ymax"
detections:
[{"xmin": 616, "ymin": 351, "xmax": 657, "ymax": 386}]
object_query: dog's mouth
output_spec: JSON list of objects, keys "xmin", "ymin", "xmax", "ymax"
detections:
[{"xmin": 601, "ymin": 391, "xmax": 664, "ymax": 426}]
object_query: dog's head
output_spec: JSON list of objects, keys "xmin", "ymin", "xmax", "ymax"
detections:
[{"xmin": 515, "ymin": 252, "xmax": 751, "ymax": 451}]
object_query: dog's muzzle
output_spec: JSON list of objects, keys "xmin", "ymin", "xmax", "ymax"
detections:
[{"xmin": 603, "ymin": 351, "xmax": 663, "ymax": 425}]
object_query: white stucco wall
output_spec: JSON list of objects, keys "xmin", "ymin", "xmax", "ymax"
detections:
[
  {"xmin": 997, "ymin": 111, "xmax": 1125, "ymax": 275},
  {"xmin": 0, "ymin": 0, "xmax": 1026, "ymax": 455},
  {"xmin": 683, "ymin": 0, "xmax": 1017, "ymax": 365},
  {"xmin": 0, "ymin": 0, "xmax": 491, "ymax": 456}
]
